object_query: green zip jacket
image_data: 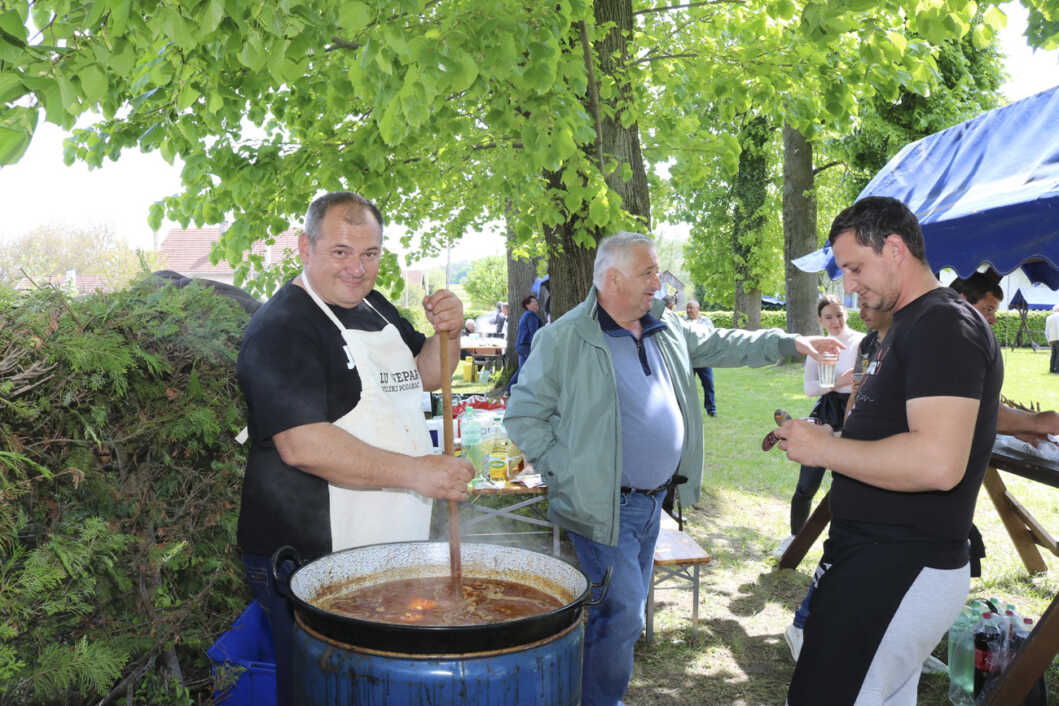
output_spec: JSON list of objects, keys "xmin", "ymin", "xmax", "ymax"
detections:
[{"xmin": 504, "ymin": 287, "xmax": 800, "ymax": 546}]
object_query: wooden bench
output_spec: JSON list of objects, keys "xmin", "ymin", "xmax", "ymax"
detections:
[{"xmin": 646, "ymin": 511, "xmax": 711, "ymax": 644}]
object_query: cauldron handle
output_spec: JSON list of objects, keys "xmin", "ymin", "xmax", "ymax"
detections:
[
  {"xmin": 586, "ymin": 566, "xmax": 613, "ymax": 607},
  {"xmin": 270, "ymin": 545, "xmax": 303, "ymax": 600}
]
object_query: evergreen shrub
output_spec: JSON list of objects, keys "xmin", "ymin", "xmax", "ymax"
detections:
[{"xmin": 0, "ymin": 278, "xmax": 250, "ymax": 705}]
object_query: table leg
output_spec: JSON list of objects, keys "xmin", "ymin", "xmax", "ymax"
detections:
[
  {"xmin": 779, "ymin": 491, "xmax": 832, "ymax": 570},
  {"xmin": 982, "ymin": 467, "xmax": 1048, "ymax": 574},
  {"xmin": 691, "ymin": 565, "xmax": 700, "ymax": 640},
  {"xmin": 982, "ymin": 591, "xmax": 1059, "ymax": 705}
]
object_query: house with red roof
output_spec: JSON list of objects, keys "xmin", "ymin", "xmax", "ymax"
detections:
[{"xmin": 158, "ymin": 226, "xmax": 301, "ymax": 286}]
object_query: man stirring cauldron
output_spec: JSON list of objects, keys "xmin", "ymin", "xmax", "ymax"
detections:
[
  {"xmin": 236, "ymin": 191, "xmax": 472, "ymax": 705},
  {"xmin": 504, "ymin": 231, "xmax": 841, "ymax": 706}
]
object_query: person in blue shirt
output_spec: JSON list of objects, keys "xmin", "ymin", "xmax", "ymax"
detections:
[{"xmin": 507, "ymin": 294, "xmax": 543, "ymax": 389}]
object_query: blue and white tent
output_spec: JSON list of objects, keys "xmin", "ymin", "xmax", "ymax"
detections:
[{"xmin": 795, "ymin": 85, "xmax": 1059, "ymax": 289}]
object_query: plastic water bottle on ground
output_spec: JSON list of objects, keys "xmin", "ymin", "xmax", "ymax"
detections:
[{"xmin": 947, "ymin": 607, "xmax": 976, "ymax": 705}]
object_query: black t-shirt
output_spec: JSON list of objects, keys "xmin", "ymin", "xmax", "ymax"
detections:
[
  {"xmin": 834, "ymin": 287, "xmax": 1002, "ymax": 549},
  {"xmin": 236, "ymin": 281, "xmax": 426, "ymax": 559}
]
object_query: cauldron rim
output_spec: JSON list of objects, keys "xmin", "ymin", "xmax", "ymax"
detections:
[{"xmin": 281, "ymin": 540, "xmax": 590, "ymax": 654}]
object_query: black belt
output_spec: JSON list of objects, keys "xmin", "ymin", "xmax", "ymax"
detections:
[{"xmin": 620, "ymin": 481, "xmax": 670, "ymax": 497}]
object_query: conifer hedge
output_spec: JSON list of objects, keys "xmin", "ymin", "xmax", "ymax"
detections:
[{"xmin": 1, "ymin": 278, "xmax": 250, "ymax": 705}]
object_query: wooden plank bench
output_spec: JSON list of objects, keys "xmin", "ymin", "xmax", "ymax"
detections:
[{"xmin": 646, "ymin": 511, "xmax": 711, "ymax": 644}]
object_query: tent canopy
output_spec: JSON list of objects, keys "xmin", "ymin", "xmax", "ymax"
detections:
[
  {"xmin": 1010, "ymin": 288, "xmax": 1058, "ymax": 311},
  {"xmin": 796, "ymin": 86, "xmax": 1059, "ymax": 288},
  {"xmin": 860, "ymin": 85, "xmax": 1059, "ymax": 280}
]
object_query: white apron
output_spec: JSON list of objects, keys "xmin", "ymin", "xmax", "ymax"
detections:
[{"xmin": 300, "ymin": 273, "xmax": 433, "ymax": 550}]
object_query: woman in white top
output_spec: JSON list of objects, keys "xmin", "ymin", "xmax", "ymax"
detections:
[{"xmin": 785, "ymin": 295, "xmax": 864, "ymax": 541}]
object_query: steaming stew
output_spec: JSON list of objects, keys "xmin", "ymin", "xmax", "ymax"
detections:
[{"xmin": 316, "ymin": 576, "xmax": 563, "ymax": 626}]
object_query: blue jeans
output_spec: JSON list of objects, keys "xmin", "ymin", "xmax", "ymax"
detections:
[
  {"xmin": 243, "ymin": 552, "xmax": 297, "ymax": 706},
  {"xmin": 794, "ymin": 584, "xmax": 813, "ymax": 629},
  {"xmin": 571, "ymin": 490, "xmax": 664, "ymax": 706},
  {"xmin": 694, "ymin": 367, "xmax": 715, "ymax": 414}
]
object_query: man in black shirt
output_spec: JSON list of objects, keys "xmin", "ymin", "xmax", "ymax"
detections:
[
  {"xmin": 237, "ymin": 191, "xmax": 472, "ymax": 704},
  {"xmin": 776, "ymin": 197, "xmax": 1003, "ymax": 705}
]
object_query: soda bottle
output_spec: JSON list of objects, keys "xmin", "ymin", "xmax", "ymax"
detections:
[
  {"xmin": 973, "ymin": 613, "xmax": 1003, "ymax": 699},
  {"xmin": 947, "ymin": 607, "xmax": 976, "ymax": 705}
]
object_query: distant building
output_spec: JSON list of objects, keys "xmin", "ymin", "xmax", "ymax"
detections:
[
  {"xmin": 15, "ymin": 270, "xmax": 107, "ymax": 296},
  {"xmin": 658, "ymin": 271, "xmax": 686, "ymax": 307},
  {"xmin": 158, "ymin": 226, "xmax": 301, "ymax": 287}
]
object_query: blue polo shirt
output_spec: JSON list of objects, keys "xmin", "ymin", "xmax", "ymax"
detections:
[{"xmin": 598, "ymin": 306, "xmax": 685, "ymax": 491}]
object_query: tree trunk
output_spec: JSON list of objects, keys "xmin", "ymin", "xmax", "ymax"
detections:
[
  {"xmin": 731, "ymin": 116, "xmax": 770, "ymax": 331},
  {"xmin": 783, "ymin": 122, "xmax": 818, "ymax": 338},
  {"xmin": 734, "ymin": 282, "xmax": 762, "ymax": 330},
  {"xmin": 546, "ymin": 0, "xmax": 650, "ymax": 320},
  {"xmin": 505, "ymin": 232, "xmax": 540, "ymax": 371},
  {"xmin": 544, "ymin": 207, "xmax": 596, "ymax": 319}
]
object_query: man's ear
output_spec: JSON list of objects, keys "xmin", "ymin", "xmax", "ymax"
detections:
[
  {"xmin": 298, "ymin": 232, "xmax": 311, "ymax": 263},
  {"xmin": 883, "ymin": 233, "xmax": 906, "ymax": 263}
]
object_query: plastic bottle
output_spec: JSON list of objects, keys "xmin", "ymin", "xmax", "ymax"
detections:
[
  {"xmin": 461, "ymin": 411, "xmax": 486, "ymax": 481},
  {"xmin": 973, "ymin": 612, "xmax": 1003, "ymax": 699},
  {"xmin": 947, "ymin": 607, "xmax": 977, "ymax": 705}
]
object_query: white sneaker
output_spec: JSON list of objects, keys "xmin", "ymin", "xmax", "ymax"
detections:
[
  {"xmin": 773, "ymin": 535, "xmax": 795, "ymax": 559},
  {"xmin": 784, "ymin": 624, "xmax": 803, "ymax": 662}
]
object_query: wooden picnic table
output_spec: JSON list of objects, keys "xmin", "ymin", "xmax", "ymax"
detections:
[
  {"xmin": 776, "ymin": 437, "xmax": 1059, "ymax": 705},
  {"xmin": 462, "ymin": 479, "xmax": 560, "ymax": 556}
]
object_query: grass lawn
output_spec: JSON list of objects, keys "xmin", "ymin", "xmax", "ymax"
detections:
[{"xmin": 624, "ymin": 346, "xmax": 1059, "ymax": 705}]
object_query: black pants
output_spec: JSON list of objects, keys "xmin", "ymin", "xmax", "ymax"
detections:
[
  {"xmin": 1050, "ymin": 341, "xmax": 1059, "ymax": 373},
  {"xmin": 791, "ymin": 466, "xmax": 825, "ymax": 534},
  {"xmin": 789, "ymin": 391, "xmax": 848, "ymax": 535}
]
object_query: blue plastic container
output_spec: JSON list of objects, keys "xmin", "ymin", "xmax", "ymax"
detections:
[
  {"xmin": 206, "ymin": 601, "xmax": 277, "ymax": 706},
  {"xmin": 292, "ymin": 614, "xmax": 583, "ymax": 705}
]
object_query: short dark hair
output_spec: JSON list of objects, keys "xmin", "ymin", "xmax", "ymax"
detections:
[
  {"xmin": 951, "ymin": 271, "xmax": 1003, "ymax": 304},
  {"xmin": 521, "ymin": 294, "xmax": 536, "ymax": 309},
  {"xmin": 304, "ymin": 191, "xmax": 384, "ymax": 245},
  {"xmin": 816, "ymin": 294, "xmax": 844, "ymax": 317},
  {"xmin": 828, "ymin": 196, "xmax": 926, "ymax": 263}
]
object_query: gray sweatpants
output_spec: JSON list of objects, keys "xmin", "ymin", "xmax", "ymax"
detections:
[{"xmin": 854, "ymin": 564, "xmax": 969, "ymax": 704}]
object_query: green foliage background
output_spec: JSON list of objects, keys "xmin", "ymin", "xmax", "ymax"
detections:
[
  {"xmin": 462, "ymin": 255, "xmax": 509, "ymax": 310},
  {"xmin": 0, "ymin": 279, "xmax": 250, "ymax": 704},
  {"xmin": 700, "ymin": 309, "xmax": 1051, "ymax": 349}
]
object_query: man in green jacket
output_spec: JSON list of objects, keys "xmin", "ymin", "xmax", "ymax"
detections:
[{"xmin": 504, "ymin": 231, "xmax": 839, "ymax": 706}]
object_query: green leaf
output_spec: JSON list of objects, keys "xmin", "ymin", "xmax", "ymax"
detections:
[
  {"xmin": 57, "ymin": 75, "xmax": 81, "ymax": 112},
  {"xmin": 0, "ymin": 71, "xmax": 26, "ymax": 103},
  {"xmin": 971, "ymin": 23, "xmax": 991, "ymax": 50},
  {"xmin": 886, "ymin": 31, "xmax": 907, "ymax": 54},
  {"xmin": 771, "ymin": 0, "xmax": 795, "ymax": 20},
  {"xmin": 148, "ymin": 202, "xmax": 164, "ymax": 231},
  {"xmin": 983, "ymin": 5, "xmax": 1006, "ymax": 32},
  {"xmin": 554, "ymin": 124, "xmax": 576, "ymax": 161},
  {"xmin": 448, "ymin": 52, "xmax": 478, "ymax": 93},
  {"xmin": 79, "ymin": 64, "xmax": 108, "ymax": 105},
  {"xmin": 338, "ymin": 2, "xmax": 371, "ymax": 33},
  {"xmin": 204, "ymin": 0, "xmax": 225, "ymax": 33},
  {"xmin": 177, "ymin": 83, "xmax": 199, "ymax": 110},
  {"xmin": 238, "ymin": 33, "xmax": 267, "ymax": 72},
  {"xmin": 588, "ymin": 188, "xmax": 609, "ymax": 227},
  {"xmin": 0, "ymin": 10, "xmax": 27, "ymax": 42},
  {"xmin": 0, "ymin": 106, "xmax": 36, "ymax": 165},
  {"xmin": 377, "ymin": 99, "xmax": 404, "ymax": 146},
  {"xmin": 109, "ymin": 0, "xmax": 132, "ymax": 35},
  {"xmin": 86, "ymin": 0, "xmax": 107, "ymax": 27},
  {"xmin": 108, "ymin": 41, "xmax": 135, "ymax": 75}
]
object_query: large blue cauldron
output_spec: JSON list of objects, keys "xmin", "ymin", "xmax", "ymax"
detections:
[{"xmin": 276, "ymin": 541, "xmax": 598, "ymax": 706}]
